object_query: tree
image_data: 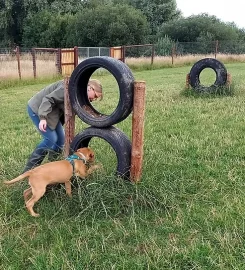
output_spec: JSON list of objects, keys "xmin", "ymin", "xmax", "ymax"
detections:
[
  {"xmin": 155, "ymin": 35, "xmax": 174, "ymax": 56},
  {"xmin": 22, "ymin": 10, "xmax": 72, "ymax": 47},
  {"xmin": 47, "ymin": 0, "xmax": 84, "ymax": 14},
  {"xmin": 128, "ymin": 0, "xmax": 181, "ymax": 38},
  {"xmin": 80, "ymin": 0, "xmax": 181, "ymax": 39},
  {"xmin": 65, "ymin": 4, "xmax": 149, "ymax": 47},
  {"xmin": 23, "ymin": 0, "xmax": 84, "ymax": 14},
  {"xmin": 158, "ymin": 14, "xmax": 242, "ymax": 42},
  {"xmin": 0, "ymin": 0, "xmax": 26, "ymax": 46}
]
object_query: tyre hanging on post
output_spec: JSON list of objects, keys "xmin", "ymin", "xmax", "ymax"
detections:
[
  {"xmin": 68, "ymin": 56, "xmax": 135, "ymax": 127},
  {"xmin": 69, "ymin": 126, "xmax": 132, "ymax": 179}
]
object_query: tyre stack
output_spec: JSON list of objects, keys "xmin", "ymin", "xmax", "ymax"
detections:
[{"xmin": 68, "ymin": 56, "xmax": 135, "ymax": 179}]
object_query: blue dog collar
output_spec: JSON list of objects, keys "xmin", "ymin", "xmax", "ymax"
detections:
[{"xmin": 65, "ymin": 154, "xmax": 87, "ymax": 174}]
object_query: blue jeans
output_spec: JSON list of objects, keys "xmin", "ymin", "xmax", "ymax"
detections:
[{"xmin": 27, "ymin": 105, "xmax": 65, "ymax": 152}]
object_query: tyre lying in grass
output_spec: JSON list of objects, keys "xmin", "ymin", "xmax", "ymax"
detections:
[
  {"xmin": 69, "ymin": 126, "xmax": 132, "ymax": 179},
  {"xmin": 68, "ymin": 56, "xmax": 135, "ymax": 127},
  {"xmin": 189, "ymin": 58, "xmax": 228, "ymax": 93}
]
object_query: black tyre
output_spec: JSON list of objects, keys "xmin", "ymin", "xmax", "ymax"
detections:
[
  {"xmin": 70, "ymin": 126, "xmax": 132, "ymax": 179},
  {"xmin": 68, "ymin": 56, "xmax": 134, "ymax": 127},
  {"xmin": 189, "ymin": 58, "xmax": 227, "ymax": 92}
]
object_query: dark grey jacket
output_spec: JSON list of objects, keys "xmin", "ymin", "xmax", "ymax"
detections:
[{"xmin": 28, "ymin": 80, "xmax": 65, "ymax": 130}]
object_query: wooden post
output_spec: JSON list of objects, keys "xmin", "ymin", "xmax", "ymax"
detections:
[
  {"xmin": 31, "ymin": 48, "xmax": 36, "ymax": 79},
  {"xmin": 171, "ymin": 45, "xmax": 175, "ymax": 65},
  {"xmin": 56, "ymin": 48, "xmax": 62, "ymax": 75},
  {"xmin": 186, "ymin": 73, "xmax": 190, "ymax": 88},
  {"xmin": 130, "ymin": 81, "xmax": 146, "ymax": 183},
  {"xmin": 74, "ymin": 46, "xmax": 78, "ymax": 67},
  {"xmin": 55, "ymin": 48, "xmax": 61, "ymax": 75},
  {"xmin": 64, "ymin": 76, "xmax": 75, "ymax": 158},
  {"xmin": 122, "ymin": 46, "xmax": 126, "ymax": 63},
  {"xmin": 215, "ymin": 40, "xmax": 219, "ymax": 59},
  {"xmin": 15, "ymin": 46, "xmax": 21, "ymax": 80},
  {"xmin": 151, "ymin": 44, "xmax": 155, "ymax": 65},
  {"xmin": 110, "ymin": 47, "xmax": 114, "ymax": 57},
  {"xmin": 226, "ymin": 73, "xmax": 232, "ymax": 87}
]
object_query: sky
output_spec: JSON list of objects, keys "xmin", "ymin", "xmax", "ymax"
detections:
[{"xmin": 175, "ymin": 0, "xmax": 245, "ymax": 29}]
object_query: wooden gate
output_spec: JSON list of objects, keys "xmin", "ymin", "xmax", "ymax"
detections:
[
  {"xmin": 59, "ymin": 46, "xmax": 78, "ymax": 76},
  {"xmin": 110, "ymin": 46, "xmax": 125, "ymax": 62}
]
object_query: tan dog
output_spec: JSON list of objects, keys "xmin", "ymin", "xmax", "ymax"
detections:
[{"xmin": 4, "ymin": 147, "xmax": 100, "ymax": 217}]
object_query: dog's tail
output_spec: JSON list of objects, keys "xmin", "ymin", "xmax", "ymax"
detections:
[{"xmin": 4, "ymin": 171, "xmax": 31, "ymax": 185}]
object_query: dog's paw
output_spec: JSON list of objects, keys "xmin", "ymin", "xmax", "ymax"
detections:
[
  {"xmin": 94, "ymin": 164, "xmax": 102, "ymax": 169},
  {"xmin": 87, "ymin": 163, "xmax": 104, "ymax": 175},
  {"xmin": 93, "ymin": 164, "xmax": 104, "ymax": 172},
  {"xmin": 95, "ymin": 163, "xmax": 106, "ymax": 174}
]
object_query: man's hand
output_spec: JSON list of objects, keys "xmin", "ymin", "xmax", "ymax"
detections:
[{"xmin": 39, "ymin": 119, "xmax": 47, "ymax": 132}]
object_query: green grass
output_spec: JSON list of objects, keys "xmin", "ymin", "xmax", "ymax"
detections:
[{"xmin": 1, "ymin": 63, "xmax": 245, "ymax": 269}]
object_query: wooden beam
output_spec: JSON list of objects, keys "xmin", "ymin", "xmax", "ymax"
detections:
[
  {"xmin": 130, "ymin": 81, "xmax": 146, "ymax": 183},
  {"xmin": 64, "ymin": 76, "xmax": 75, "ymax": 157}
]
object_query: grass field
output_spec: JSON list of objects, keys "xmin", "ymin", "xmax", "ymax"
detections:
[{"xmin": 1, "ymin": 63, "xmax": 245, "ymax": 269}]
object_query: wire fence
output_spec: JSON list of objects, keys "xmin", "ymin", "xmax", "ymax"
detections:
[
  {"xmin": 1, "ymin": 41, "xmax": 245, "ymax": 80},
  {"xmin": 78, "ymin": 47, "xmax": 110, "ymax": 61},
  {"xmin": 125, "ymin": 40, "xmax": 245, "ymax": 58}
]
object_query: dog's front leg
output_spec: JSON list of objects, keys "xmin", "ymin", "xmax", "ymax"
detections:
[{"xmin": 65, "ymin": 181, "xmax": 72, "ymax": 197}]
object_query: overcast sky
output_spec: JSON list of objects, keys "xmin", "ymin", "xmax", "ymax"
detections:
[{"xmin": 175, "ymin": 0, "xmax": 245, "ymax": 29}]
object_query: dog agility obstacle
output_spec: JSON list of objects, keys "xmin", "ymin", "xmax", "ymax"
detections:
[{"xmin": 63, "ymin": 57, "xmax": 146, "ymax": 183}]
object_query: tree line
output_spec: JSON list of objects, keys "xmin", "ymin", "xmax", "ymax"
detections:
[{"xmin": 1, "ymin": 0, "xmax": 245, "ymax": 51}]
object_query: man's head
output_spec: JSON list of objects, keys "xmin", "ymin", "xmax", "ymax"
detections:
[{"xmin": 87, "ymin": 79, "xmax": 103, "ymax": 102}]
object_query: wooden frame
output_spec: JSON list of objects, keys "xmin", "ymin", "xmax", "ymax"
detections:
[{"xmin": 64, "ymin": 78, "xmax": 146, "ymax": 182}]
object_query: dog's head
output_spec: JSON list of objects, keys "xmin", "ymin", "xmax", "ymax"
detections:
[{"xmin": 75, "ymin": 147, "xmax": 95, "ymax": 164}]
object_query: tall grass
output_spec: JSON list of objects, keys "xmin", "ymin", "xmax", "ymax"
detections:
[
  {"xmin": 1, "ymin": 52, "xmax": 245, "ymax": 80},
  {"xmin": 0, "ymin": 52, "xmax": 58, "ymax": 80},
  {"xmin": 1, "ymin": 63, "xmax": 245, "ymax": 269},
  {"xmin": 126, "ymin": 53, "xmax": 245, "ymax": 70}
]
